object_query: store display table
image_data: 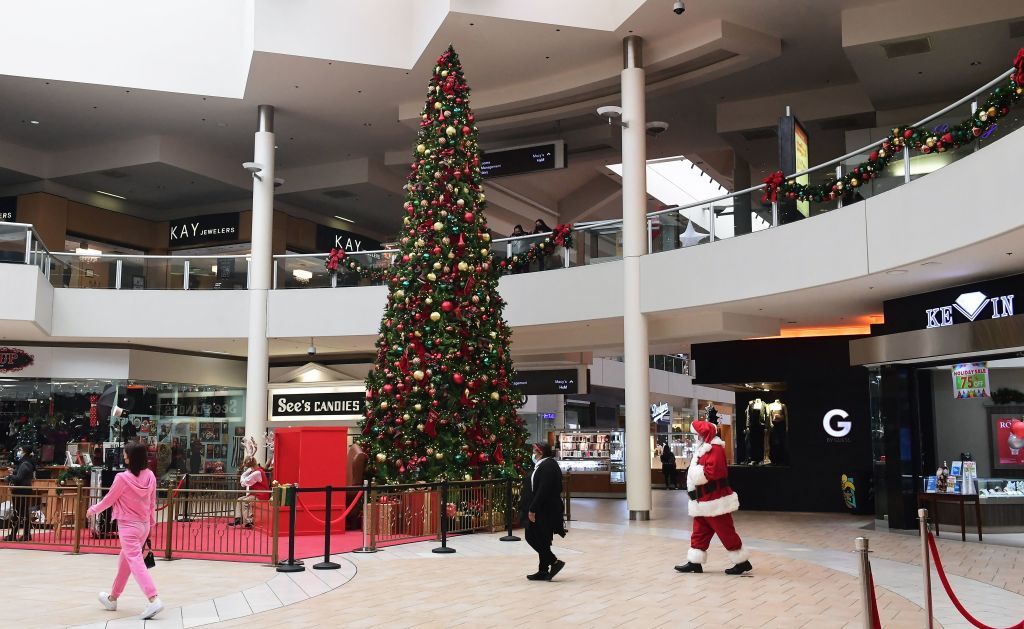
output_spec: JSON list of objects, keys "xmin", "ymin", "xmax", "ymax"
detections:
[{"xmin": 918, "ymin": 491, "xmax": 982, "ymax": 542}]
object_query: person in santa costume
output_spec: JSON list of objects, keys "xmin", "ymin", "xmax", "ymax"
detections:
[{"xmin": 675, "ymin": 420, "xmax": 752, "ymax": 575}]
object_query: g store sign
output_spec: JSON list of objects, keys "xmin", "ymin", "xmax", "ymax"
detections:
[{"xmin": 823, "ymin": 408, "xmax": 853, "ymax": 442}]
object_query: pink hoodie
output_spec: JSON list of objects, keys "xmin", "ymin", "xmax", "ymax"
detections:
[{"xmin": 87, "ymin": 468, "xmax": 157, "ymax": 526}]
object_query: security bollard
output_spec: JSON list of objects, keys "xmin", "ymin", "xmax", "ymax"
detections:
[
  {"xmin": 432, "ymin": 480, "xmax": 456, "ymax": 554},
  {"xmin": 314, "ymin": 486, "xmax": 341, "ymax": 570},
  {"xmin": 277, "ymin": 485, "xmax": 305, "ymax": 572}
]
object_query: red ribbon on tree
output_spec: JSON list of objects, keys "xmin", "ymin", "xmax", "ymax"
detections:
[
  {"xmin": 1014, "ymin": 47, "xmax": 1024, "ymax": 87},
  {"xmin": 493, "ymin": 443, "xmax": 504, "ymax": 465},
  {"xmin": 552, "ymin": 224, "xmax": 572, "ymax": 247},
  {"xmin": 761, "ymin": 170, "xmax": 785, "ymax": 203}
]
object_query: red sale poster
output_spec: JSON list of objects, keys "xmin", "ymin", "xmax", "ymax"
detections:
[{"xmin": 993, "ymin": 414, "xmax": 1024, "ymax": 469}]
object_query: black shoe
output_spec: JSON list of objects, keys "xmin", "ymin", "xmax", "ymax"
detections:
[
  {"xmin": 674, "ymin": 562, "xmax": 703, "ymax": 573},
  {"xmin": 548, "ymin": 560, "xmax": 565, "ymax": 580},
  {"xmin": 19, "ymin": 535, "xmax": 31, "ymax": 542},
  {"xmin": 228, "ymin": 518, "xmax": 241, "ymax": 527},
  {"xmin": 526, "ymin": 571, "xmax": 551, "ymax": 581},
  {"xmin": 725, "ymin": 560, "xmax": 752, "ymax": 575},
  {"xmin": 243, "ymin": 523, "xmax": 253, "ymax": 529},
  {"xmin": 2, "ymin": 534, "xmax": 15, "ymax": 542}
]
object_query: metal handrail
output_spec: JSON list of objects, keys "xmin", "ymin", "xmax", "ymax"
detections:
[{"xmin": 49, "ymin": 252, "xmax": 252, "ymax": 260}]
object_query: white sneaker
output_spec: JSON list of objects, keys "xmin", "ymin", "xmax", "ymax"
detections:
[
  {"xmin": 140, "ymin": 597, "xmax": 163, "ymax": 620},
  {"xmin": 98, "ymin": 591, "xmax": 117, "ymax": 611}
]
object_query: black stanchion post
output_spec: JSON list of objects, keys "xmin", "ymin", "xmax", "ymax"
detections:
[
  {"xmin": 178, "ymin": 473, "xmax": 193, "ymax": 523},
  {"xmin": 432, "ymin": 480, "xmax": 456, "ymax": 554},
  {"xmin": 314, "ymin": 486, "xmax": 341, "ymax": 570},
  {"xmin": 353, "ymin": 478, "xmax": 376, "ymax": 554},
  {"xmin": 277, "ymin": 485, "xmax": 305, "ymax": 572},
  {"xmin": 500, "ymin": 477, "xmax": 520, "ymax": 542}
]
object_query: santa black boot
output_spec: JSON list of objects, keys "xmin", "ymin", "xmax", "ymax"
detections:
[
  {"xmin": 724, "ymin": 548, "xmax": 752, "ymax": 575},
  {"xmin": 674, "ymin": 548, "xmax": 705, "ymax": 573}
]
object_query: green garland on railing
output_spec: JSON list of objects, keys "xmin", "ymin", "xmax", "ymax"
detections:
[
  {"xmin": 325, "ymin": 224, "xmax": 573, "ymax": 281},
  {"xmin": 763, "ymin": 48, "xmax": 1024, "ymax": 204}
]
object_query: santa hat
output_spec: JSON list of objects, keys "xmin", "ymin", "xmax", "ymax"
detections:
[{"xmin": 690, "ymin": 420, "xmax": 717, "ymax": 443}]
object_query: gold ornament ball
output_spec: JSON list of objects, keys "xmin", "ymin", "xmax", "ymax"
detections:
[
  {"xmin": 441, "ymin": 69, "xmax": 449, "ymax": 77},
  {"xmin": 446, "ymin": 126, "xmax": 457, "ymax": 137},
  {"xmin": 434, "ymin": 102, "xmax": 442, "ymax": 110},
  {"xmin": 850, "ymin": 177, "xmax": 860, "ymax": 187},
  {"xmin": 987, "ymin": 106, "xmax": 997, "ymax": 118},
  {"xmin": 479, "ymin": 193, "xmax": 486, "ymax": 202},
  {"xmin": 376, "ymin": 453, "xmax": 387, "ymax": 462},
  {"xmin": 415, "ymin": 238, "xmax": 425, "ymax": 247},
  {"xmin": 403, "ymin": 413, "xmax": 411, "ymax": 421},
  {"xmin": 442, "ymin": 237, "xmax": 451, "ymax": 245},
  {"xmin": 490, "ymin": 331, "xmax": 497, "ymax": 338},
  {"xmin": 380, "ymin": 401, "xmax": 389, "ymax": 409},
  {"xmin": 430, "ymin": 311, "xmax": 441, "ymax": 322},
  {"xmin": 433, "ymin": 262, "xmax": 442, "ymax": 270},
  {"xmin": 435, "ymin": 452, "xmax": 444, "ymax": 460},
  {"xmin": 878, "ymin": 149, "xmax": 886, "ymax": 158},
  {"xmin": 413, "ymin": 370, "xmax": 425, "ymax": 381},
  {"xmin": 395, "ymin": 289, "xmax": 405, "ymax": 298},
  {"xmin": 482, "ymin": 233, "xmax": 491, "ymax": 242},
  {"xmin": 427, "ymin": 273, "xmax": 437, "ymax": 281},
  {"xmin": 490, "ymin": 391, "xmax": 500, "ymax": 400},
  {"xmin": 456, "ymin": 199, "xmax": 465, "ymax": 206},
  {"xmin": 424, "ymin": 297, "xmax": 433, "ymax": 305},
  {"xmin": 433, "ymin": 221, "xmax": 444, "ymax": 231},
  {"xmin": 464, "ymin": 474, "xmax": 473, "ymax": 481},
  {"xmin": 926, "ymin": 137, "xmax": 936, "ymax": 148},
  {"xmin": 417, "ymin": 423, "xmax": 425, "ymax": 431},
  {"xmin": 414, "ymin": 403, "xmax": 422, "ymax": 411},
  {"xmin": 458, "ymin": 261, "xmax": 469, "ymax": 271},
  {"xmin": 480, "ymin": 248, "xmax": 488, "ymax": 256},
  {"xmin": 416, "ymin": 144, "xmax": 426, "ymax": 153}
]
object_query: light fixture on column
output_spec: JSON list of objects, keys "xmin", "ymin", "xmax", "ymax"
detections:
[
  {"xmin": 75, "ymin": 246, "xmax": 101, "ymax": 262},
  {"xmin": 596, "ymin": 105, "xmax": 628, "ymax": 128}
]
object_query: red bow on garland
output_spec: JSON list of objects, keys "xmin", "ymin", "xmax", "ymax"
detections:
[
  {"xmin": 326, "ymin": 247, "xmax": 346, "ymax": 272},
  {"xmin": 552, "ymin": 224, "xmax": 572, "ymax": 247},
  {"xmin": 761, "ymin": 171, "xmax": 785, "ymax": 203},
  {"xmin": 1010, "ymin": 47, "xmax": 1024, "ymax": 87}
]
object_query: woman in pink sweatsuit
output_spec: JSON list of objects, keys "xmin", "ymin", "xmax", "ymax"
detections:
[{"xmin": 87, "ymin": 442, "xmax": 163, "ymax": 620}]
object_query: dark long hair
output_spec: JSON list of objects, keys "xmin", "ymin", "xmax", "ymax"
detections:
[
  {"xmin": 125, "ymin": 441, "xmax": 148, "ymax": 476},
  {"xmin": 533, "ymin": 441, "xmax": 554, "ymax": 459}
]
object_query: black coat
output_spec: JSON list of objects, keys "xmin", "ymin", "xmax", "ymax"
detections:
[
  {"xmin": 7, "ymin": 458, "xmax": 36, "ymax": 495},
  {"xmin": 520, "ymin": 458, "xmax": 565, "ymax": 534}
]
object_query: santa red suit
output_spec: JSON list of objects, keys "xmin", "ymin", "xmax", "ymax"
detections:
[{"xmin": 675, "ymin": 420, "xmax": 752, "ymax": 575}]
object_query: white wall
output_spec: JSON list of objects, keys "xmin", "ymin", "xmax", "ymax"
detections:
[
  {"xmin": 590, "ymin": 357, "xmax": 734, "ymax": 405},
  {"xmin": 127, "ymin": 350, "xmax": 246, "ymax": 388},
  {"xmin": 0, "ymin": 265, "xmax": 53, "ymax": 334}
]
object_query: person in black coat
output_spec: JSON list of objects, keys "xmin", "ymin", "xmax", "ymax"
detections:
[
  {"xmin": 5, "ymin": 445, "xmax": 37, "ymax": 541},
  {"xmin": 660, "ymin": 442, "xmax": 678, "ymax": 489},
  {"xmin": 520, "ymin": 442, "xmax": 566, "ymax": 581}
]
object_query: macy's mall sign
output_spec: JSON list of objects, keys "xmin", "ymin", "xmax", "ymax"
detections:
[{"xmin": 926, "ymin": 291, "xmax": 1014, "ymax": 329}]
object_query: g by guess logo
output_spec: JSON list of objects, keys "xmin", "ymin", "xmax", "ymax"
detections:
[{"xmin": 823, "ymin": 409, "xmax": 853, "ymax": 441}]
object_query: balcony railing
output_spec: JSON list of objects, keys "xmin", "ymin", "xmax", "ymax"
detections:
[{"xmin": 0, "ymin": 66, "xmax": 1017, "ymax": 290}]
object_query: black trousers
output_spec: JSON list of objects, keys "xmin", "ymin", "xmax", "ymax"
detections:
[
  {"xmin": 525, "ymin": 522, "xmax": 557, "ymax": 572},
  {"xmin": 8, "ymin": 493, "xmax": 33, "ymax": 538},
  {"xmin": 662, "ymin": 464, "xmax": 678, "ymax": 488}
]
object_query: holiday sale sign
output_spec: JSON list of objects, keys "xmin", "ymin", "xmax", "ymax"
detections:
[
  {"xmin": 995, "ymin": 415, "xmax": 1024, "ymax": 467},
  {"xmin": 952, "ymin": 363, "xmax": 990, "ymax": 399}
]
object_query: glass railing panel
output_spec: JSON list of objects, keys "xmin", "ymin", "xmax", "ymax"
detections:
[
  {"xmin": 188, "ymin": 257, "xmax": 248, "ymax": 290},
  {"xmin": 47, "ymin": 254, "xmax": 116, "ymax": 288},
  {"xmin": 976, "ymin": 104, "xmax": 1024, "ymax": 150},
  {"xmin": 582, "ymin": 223, "xmax": 622, "ymax": 265},
  {"xmin": 0, "ymin": 223, "xmax": 28, "ymax": 264},
  {"xmin": 650, "ymin": 212, "xmax": 683, "ymax": 253},
  {"xmin": 278, "ymin": 255, "xmax": 335, "ymax": 289}
]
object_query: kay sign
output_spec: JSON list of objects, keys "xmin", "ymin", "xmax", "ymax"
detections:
[{"xmin": 926, "ymin": 291, "xmax": 1014, "ymax": 329}]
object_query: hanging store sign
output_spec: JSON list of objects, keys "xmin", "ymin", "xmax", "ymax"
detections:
[
  {"xmin": 314, "ymin": 224, "xmax": 382, "ymax": 253},
  {"xmin": 269, "ymin": 386, "xmax": 365, "ymax": 422},
  {"xmin": 512, "ymin": 369, "xmax": 585, "ymax": 395},
  {"xmin": 952, "ymin": 363, "xmax": 990, "ymax": 399},
  {"xmin": 879, "ymin": 273, "xmax": 1023, "ymax": 334},
  {"xmin": 0, "ymin": 197, "xmax": 16, "ymax": 222},
  {"xmin": 169, "ymin": 212, "xmax": 240, "ymax": 248},
  {"xmin": 0, "ymin": 347, "xmax": 34, "ymax": 372},
  {"xmin": 480, "ymin": 140, "xmax": 566, "ymax": 178},
  {"xmin": 925, "ymin": 292, "xmax": 1014, "ymax": 329}
]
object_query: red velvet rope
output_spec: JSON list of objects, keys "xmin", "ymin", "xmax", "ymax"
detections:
[
  {"xmin": 927, "ymin": 532, "xmax": 1024, "ymax": 629},
  {"xmin": 866, "ymin": 564, "xmax": 883, "ymax": 629},
  {"xmin": 296, "ymin": 490, "xmax": 363, "ymax": 526},
  {"xmin": 154, "ymin": 475, "xmax": 188, "ymax": 512}
]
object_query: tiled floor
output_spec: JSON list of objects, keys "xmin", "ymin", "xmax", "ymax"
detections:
[{"xmin": 5, "ymin": 491, "xmax": 1024, "ymax": 628}]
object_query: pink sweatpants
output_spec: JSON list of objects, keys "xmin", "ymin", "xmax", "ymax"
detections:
[{"xmin": 111, "ymin": 520, "xmax": 158, "ymax": 599}]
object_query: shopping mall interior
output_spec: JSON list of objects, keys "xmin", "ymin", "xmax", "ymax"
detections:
[{"xmin": 2, "ymin": 1, "xmax": 1024, "ymax": 627}]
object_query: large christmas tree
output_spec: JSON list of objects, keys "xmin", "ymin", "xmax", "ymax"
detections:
[{"xmin": 358, "ymin": 46, "xmax": 530, "ymax": 484}]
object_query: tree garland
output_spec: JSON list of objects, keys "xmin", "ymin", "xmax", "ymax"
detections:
[
  {"xmin": 763, "ymin": 48, "xmax": 1024, "ymax": 204},
  {"xmin": 326, "ymin": 223, "xmax": 573, "ymax": 281}
]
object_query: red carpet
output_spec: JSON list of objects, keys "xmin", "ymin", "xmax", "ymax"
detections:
[{"xmin": 0, "ymin": 520, "xmax": 435, "ymax": 564}]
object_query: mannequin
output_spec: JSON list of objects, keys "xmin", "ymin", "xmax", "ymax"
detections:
[
  {"xmin": 744, "ymin": 399, "xmax": 766, "ymax": 465},
  {"xmin": 766, "ymin": 399, "xmax": 788, "ymax": 465},
  {"xmin": 705, "ymin": 402, "xmax": 719, "ymax": 425}
]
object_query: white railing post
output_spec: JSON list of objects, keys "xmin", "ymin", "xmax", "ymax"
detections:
[
  {"xmin": 115, "ymin": 259, "xmax": 123, "ymax": 290},
  {"xmin": 563, "ymin": 246, "xmax": 570, "ymax": 268},
  {"xmin": 24, "ymin": 230, "xmax": 32, "ymax": 264},
  {"xmin": 646, "ymin": 219, "xmax": 653, "ymax": 253},
  {"xmin": 771, "ymin": 201, "xmax": 779, "ymax": 227},
  {"xmin": 183, "ymin": 259, "xmax": 190, "ymax": 290},
  {"xmin": 708, "ymin": 206, "xmax": 716, "ymax": 242},
  {"xmin": 903, "ymin": 145, "xmax": 912, "ymax": 184},
  {"xmin": 272, "ymin": 259, "xmax": 278, "ymax": 290},
  {"xmin": 331, "ymin": 271, "xmax": 338, "ymax": 288}
]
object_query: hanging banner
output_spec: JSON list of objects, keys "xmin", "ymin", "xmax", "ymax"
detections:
[{"xmin": 952, "ymin": 362, "xmax": 990, "ymax": 399}]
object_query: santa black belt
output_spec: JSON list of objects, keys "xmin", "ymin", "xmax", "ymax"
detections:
[{"xmin": 688, "ymin": 478, "xmax": 730, "ymax": 501}]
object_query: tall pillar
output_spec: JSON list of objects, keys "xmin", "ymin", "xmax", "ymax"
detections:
[
  {"xmin": 244, "ymin": 105, "xmax": 275, "ymax": 463},
  {"xmin": 732, "ymin": 154, "xmax": 753, "ymax": 236},
  {"xmin": 621, "ymin": 36, "xmax": 651, "ymax": 521}
]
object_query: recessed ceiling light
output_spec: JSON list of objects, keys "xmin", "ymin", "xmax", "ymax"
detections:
[
  {"xmin": 96, "ymin": 190, "xmax": 126, "ymax": 200},
  {"xmin": 334, "ymin": 215, "xmax": 355, "ymax": 223},
  {"xmin": 970, "ymin": 60, "xmax": 981, "ymax": 66},
  {"xmin": 29, "ymin": 120, "xmax": 40, "ymax": 125}
]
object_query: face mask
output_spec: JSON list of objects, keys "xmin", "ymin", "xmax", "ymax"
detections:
[
  {"xmin": 15, "ymin": 451, "xmax": 23, "ymax": 460},
  {"xmin": 532, "ymin": 453, "xmax": 541, "ymax": 464}
]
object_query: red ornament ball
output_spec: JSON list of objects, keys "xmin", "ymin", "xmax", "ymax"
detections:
[
  {"xmin": 441, "ymin": 301, "xmax": 453, "ymax": 312},
  {"xmin": 453, "ymin": 373, "xmax": 465, "ymax": 385},
  {"xmin": 464, "ymin": 211, "xmax": 474, "ymax": 223}
]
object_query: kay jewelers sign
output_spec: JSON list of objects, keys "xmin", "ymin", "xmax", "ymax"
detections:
[{"xmin": 952, "ymin": 363, "xmax": 990, "ymax": 399}]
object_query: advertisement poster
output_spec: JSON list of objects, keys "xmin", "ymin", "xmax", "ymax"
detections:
[
  {"xmin": 993, "ymin": 414, "xmax": 1024, "ymax": 468},
  {"xmin": 952, "ymin": 363, "xmax": 990, "ymax": 399},
  {"xmin": 794, "ymin": 123, "xmax": 809, "ymax": 217}
]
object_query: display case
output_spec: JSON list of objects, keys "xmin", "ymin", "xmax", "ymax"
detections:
[
  {"xmin": 651, "ymin": 432, "xmax": 697, "ymax": 471},
  {"xmin": 556, "ymin": 430, "xmax": 625, "ymax": 494},
  {"xmin": 979, "ymin": 478, "xmax": 1024, "ymax": 499}
]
